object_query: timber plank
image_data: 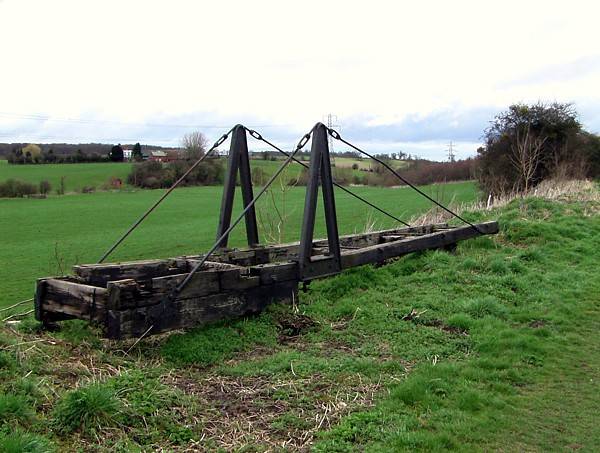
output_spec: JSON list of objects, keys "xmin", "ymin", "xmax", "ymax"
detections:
[{"xmin": 340, "ymin": 221, "xmax": 499, "ymax": 269}]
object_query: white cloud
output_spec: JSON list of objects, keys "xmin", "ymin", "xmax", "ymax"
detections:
[{"xmin": 1, "ymin": 0, "xmax": 599, "ymax": 158}]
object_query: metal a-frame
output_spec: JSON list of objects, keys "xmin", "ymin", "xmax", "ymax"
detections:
[
  {"xmin": 298, "ymin": 123, "xmax": 342, "ymax": 281},
  {"xmin": 216, "ymin": 124, "xmax": 259, "ymax": 248}
]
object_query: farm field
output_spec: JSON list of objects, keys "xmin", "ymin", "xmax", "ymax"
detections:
[
  {"xmin": 0, "ymin": 160, "xmax": 133, "ymax": 193},
  {"xmin": 1, "ymin": 186, "xmax": 599, "ymax": 451},
  {"xmin": 0, "ymin": 157, "xmax": 378, "ymax": 192},
  {"xmin": 333, "ymin": 156, "xmax": 408, "ymax": 171},
  {"xmin": 0, "ymin": 181, "xmax": 477, "ymax": 308}
]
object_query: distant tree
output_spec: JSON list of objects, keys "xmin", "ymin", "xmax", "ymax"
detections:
[
  {"xmin": 132, "ymin": 142, "xmax": 143, "ymax": 161},
  {"xmin": 181, "ymin": 131, "xmax": 207, "ymax": 160},
  {"xmin": 109, "ymin": 144, "xmax": 124, "ymax": 162},
  {"xmin": 478, "ymin": 102, "xmax": 584, "ymax": 194},
  {"xmin": 22, "ymin": 144, "xmax": 42, "ymax": 163}
]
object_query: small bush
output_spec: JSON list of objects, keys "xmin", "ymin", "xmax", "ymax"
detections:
[
  {"xmin": 128, "ymin": 159, "xmax": 224, "ymax": 188},
  {"xmin": 81, "ymin": 185, "xmax": 95, "ymax": 193},
  {"xmin": 52, "ymin": 384, "xmax": 121, "ymax": 434},
  {"xmin": 0, "ymin": 179, "xmax": 38, "ymax": 198},
  {"xmin": 38, "ymin": 180, "xmax": 51, "ymax": 195}
]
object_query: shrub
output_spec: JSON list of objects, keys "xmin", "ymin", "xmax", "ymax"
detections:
[
  {"xmin": 251, "ymin": 166, "xmax": 268, "ymax": 186},
  {"xmin": 39, "ymin": 180, "xmax": 51, "ymax": 195},
  {"xmin": 52, "ymin": 384, "xmax": 121, "ymax": 434},
  {"xmin": 0, "ymin": 179, "xmax": 38, "ymax": 198},
  {"xmin": 128, "ymin": 159, "xmax": 224, "ymax": 188},
  {"xmin": 56, "ymin": 176, "xmax": 66, "ymax": 195},
  {"xmin": 351, "ymin": 163, "xmax": 359, "ymax": 170}
]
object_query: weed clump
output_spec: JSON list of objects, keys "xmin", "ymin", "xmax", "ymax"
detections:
[
  {"xmin": 52, "ymin": 384, "xmax": 121, "ymax": 434},
  {"xmin": 0, "ymin": 394, "xmax": 34, "ymax": 427},
  {"xmin": 460, "ymin": 296, "xmax": 508, "ymax": 319},
  {"xmin": 0, "ymin": 430, "xmax": 53, "ymax": 453}
]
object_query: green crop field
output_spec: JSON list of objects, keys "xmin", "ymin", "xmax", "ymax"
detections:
[
  {"xmin": 1, "ymin": 186, "xmax": 599, "ymax": 451},
  {"xmin": 0, "ymin": 159, "xmax": 133, "ymax": 193},
  {"xmin": 0, "ymin": 181, "xmax": 477, "ymax": 308}
]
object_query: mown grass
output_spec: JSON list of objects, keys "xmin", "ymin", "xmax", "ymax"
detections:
[
  {"xmin": 0, "ymin": 189, "xmax": 598, "ymax": 450},
  {"xmin": 0, "ymin": 181, "xmax": 476, "ymax": 308}
]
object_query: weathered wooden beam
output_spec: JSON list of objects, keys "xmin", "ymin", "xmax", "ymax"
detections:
[
  {"xmin": 74, "ymin": 259, "xmax": 181, "ymax": 286},
  {"xmin": 339, "ymin": 221, "xmax": 499, "ymax": 269},
  {"xmin": 105, "ymin": 280, "xmax": 298, "ymax": 339},
  {"xmin": 36, "ymin": 278, "xmax": 108, "ymax": 322}
]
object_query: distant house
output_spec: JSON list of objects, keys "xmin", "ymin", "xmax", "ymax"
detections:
[
  {"xmin": 123, "ymin": 148, "xmax": 133, "ymax": 160},
  {"xmin": 148, "ymin": 150, "xmax": 168, "ymax": 162}
]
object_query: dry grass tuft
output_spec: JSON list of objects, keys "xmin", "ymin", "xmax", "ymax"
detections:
[
  {"xmin": 410, "ymin": 179, "xmax": 600, "ymax": 225},
  {"xmin": 162, "ymin": 372, "xmax": 388, "ymax": 451}
]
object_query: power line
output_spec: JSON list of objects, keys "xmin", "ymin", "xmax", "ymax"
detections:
[
  {"xmin": 446, "ymin": 141, "xmax": 456, "ymax": 162},
  {"xmin": 0, "ymin": 112, "xmax": 292, "ymax": 130},
  {"xmin": 324, "ymin": 114, "xmax": 340, "ymax": 164}
]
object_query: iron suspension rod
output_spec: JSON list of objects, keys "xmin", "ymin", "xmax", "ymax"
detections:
[
  {"xmin": 97, "ymin": 129, "xmax": 233, "ymax": 264},
  {"xmin": 328, "ymin": 130, "xmax": 483, "ymax": 235},
  {"xmin": 246, "ymin": 129, "xmax": 410, "ymax": 227},
  {"xmin": 173, "ymin": 132, "xmax": 311, "ymax": 297}
]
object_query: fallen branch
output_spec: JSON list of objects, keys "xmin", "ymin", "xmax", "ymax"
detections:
[
  {"xmin": 2, "ymin": 309, "xmax": 35, "ymax": 323},
  {"xmin": 0, "ymin": 298, "xmax": 33, "ymax": 314}
]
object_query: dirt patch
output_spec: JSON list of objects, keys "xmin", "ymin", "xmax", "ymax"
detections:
[
  {"xmin": 401, "ymin": 309, "xmax": 468, "ymax": 336},
  {"xmin": 529, "ymin": 320, "xmax": 547, "ymax": 328},
  {"xmin": 276, "ymin": 312, "xmax": 316, "ymax": 344},
  {"xmin": 163, "ymin": 371, "xmax": 385, "ymax": 451}
]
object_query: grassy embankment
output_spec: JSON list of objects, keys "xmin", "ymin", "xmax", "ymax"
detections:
[
  {"xmin": 0, "ymin": 181, "xmax": 476, "ymax": 308},
  {"xmin": 0, "ymin": 181, "xmax": 598, "ymax": 451}
]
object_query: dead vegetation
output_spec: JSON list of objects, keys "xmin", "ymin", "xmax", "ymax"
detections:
[
  {"xmin": 163, "ymin": 372, "xmax": 386, "ymax": 451},
  {"xmin": 410, "ymin": 179, "xmax": 600, "ymax": 225}
]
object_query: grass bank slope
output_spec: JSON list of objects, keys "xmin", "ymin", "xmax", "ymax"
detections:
[{"xmin": 0, "ymin": 183, "xmax": 598, "ymax": 451}]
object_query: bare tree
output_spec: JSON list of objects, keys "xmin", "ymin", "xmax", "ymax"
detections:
[
  {"xmin": 509, "ymin": 123, "xmax": 547, "ymax": 192},
  {"xmin": 181, "ymin": 131, "xmax": 208, "ymax": 160}
]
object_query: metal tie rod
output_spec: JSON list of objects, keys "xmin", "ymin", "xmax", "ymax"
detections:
[
  {"xmin": 97, "ymin": 128, "xmax": 233, "ymax": 263},
  {"xmin": 173, "ymin": 130, "xmax": 313, "ymax": 298},
  {"xmin": 327, "ymin": 129, "xmax": 483, "ymax": 235},
  {"xmin": 245, "ymin": 128, "xmax": 411, "ymax": 227}
]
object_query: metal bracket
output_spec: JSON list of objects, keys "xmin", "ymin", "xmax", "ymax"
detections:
[
  {"xmin": 298, "ymin": 123, "xmax": 341, "ymax": 281},
  {"xmin": 216, "ymin": 124, "xmax": 259, "ymax": 248}
]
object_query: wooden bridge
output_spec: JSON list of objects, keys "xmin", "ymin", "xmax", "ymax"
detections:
[{"xmin": 34, "ymin": 123, "xmax": 498, "ymax": 339}]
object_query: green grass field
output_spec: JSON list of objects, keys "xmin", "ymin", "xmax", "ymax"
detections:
[
  {"xmin": 0, "ymin": 157, "xmax": 375, "ymax": 193},
  {"xmin": 1, "ymin": 190, "xmax": 599, "ymax": 451},
  {"xmin": 333, "ymin": 156, "xmax": 408, "ymax": 171},
  {"xmin": 0, "ymin": 160, "xmax": 133, "ymax": 193},
  {"xmin": 0, "ymin": 181, "xmax": 477, "ymax": 308}
]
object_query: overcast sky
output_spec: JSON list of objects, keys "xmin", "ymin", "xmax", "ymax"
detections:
[{"xmin": 1, "ymin": 0, "xmax": 599, "ymax": 160}]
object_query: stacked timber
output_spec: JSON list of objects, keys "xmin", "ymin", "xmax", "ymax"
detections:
[{"xmin": 34, "ymin": 222, "xmax": 498, "ymax": 339}]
